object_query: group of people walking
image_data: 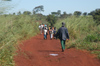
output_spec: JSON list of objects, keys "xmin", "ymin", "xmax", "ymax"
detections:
[
  {"xmin": 39, "ymin": 22, "xmax": 69, "ymax": 52},
  {"xmin": 39, "ymin": 24, "xmax": 57, "ymax": 40}
]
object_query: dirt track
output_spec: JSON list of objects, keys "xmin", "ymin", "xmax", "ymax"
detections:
[{"xmin": 14, "ymin": 34, "xmax": 100, "ymax": 66}]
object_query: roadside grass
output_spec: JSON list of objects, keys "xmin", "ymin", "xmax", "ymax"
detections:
[
  {"xmin": 55, "ymin": 16, "xmax": 100, "ymax": 59},
  {"xmin": 0, "ymin": 15, "xmax": 39, "ymax": 66}
]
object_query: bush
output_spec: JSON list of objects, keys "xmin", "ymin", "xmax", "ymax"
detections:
[{"xmin": 84, "ymin": 34, "xmax": 100, "ymax": 42}]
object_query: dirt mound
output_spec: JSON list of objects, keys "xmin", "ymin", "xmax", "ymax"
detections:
[{"xmin": 14, "ymin": 34, "xmax": 100, "ymax": 66}]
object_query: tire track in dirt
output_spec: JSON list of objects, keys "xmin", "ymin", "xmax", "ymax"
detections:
[{"xmin": 14, "ymin": 34, "xmax": 100, "ymax": 66}]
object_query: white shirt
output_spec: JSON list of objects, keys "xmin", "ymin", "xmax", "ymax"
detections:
[{"xmin": 44, "ymin": 30, "xmax": 47, "ymax": 35}]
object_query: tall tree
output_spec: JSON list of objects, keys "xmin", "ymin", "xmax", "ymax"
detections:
[{"xmin": 33, "ymin": 5, "xmax": 44, "ymax": 14}]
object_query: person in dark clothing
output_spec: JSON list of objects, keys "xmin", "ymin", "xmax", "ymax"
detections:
[
  {"xmin": 53, "ymin": 27, "xmax": 57, "ymax": 39},
  {"xmin": 56, "ymin": 22, "xmax": 69, "ymax": 52}
]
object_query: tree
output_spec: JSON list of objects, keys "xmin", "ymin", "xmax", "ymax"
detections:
[
  {"xmin": 33, "ymin": 5, "xmax": 44, "ymax": 14},
  {"xmin": 17, "ymin": 11, "xmax": 21, "ymax": 15},
  {"xmin": 46, "ymin": 15, "xmax": 57, "ymax": 26},
  {"xmin": 83, "ymin": 12, "xmax": 87, "ymax": 16},
  {"xmin": 51, "ymin": 12, "xmax": 58, "ymax": 16},
  {"xmin": 13, "ymin": 13, "xmax": 15, "ymax": 15},
  {"xmin": 92, "ymin": 9, "xmax": 100, "ymax": 25},
  {"xmin": 88, "ymin": 11, "xmax": 95, "ymax": 15},
  {"xmin": 68, "ymin": 13, "xmax": 72, "ymax": 16},
  {"xmin": 60, "ymin": 11, "xmax": 68, "ymax": 18},
  {"xmin": 51, "ymin": 10, "xmax": 61, "ymax": 17},
  {"xmin": 23, "ymin": 11, "xmax": 31, "ymax": 15},
  {"xmin": 74, "ymin": 11, "xmax": 82, "ymax": 16},
  {"xmin": 57, "ymin": 10, "xmax": 61, "ymax": 17}
]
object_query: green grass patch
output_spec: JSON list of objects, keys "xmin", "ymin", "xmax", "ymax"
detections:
[{"xmin": 0, "ymin": 15, "xmax": 40, "ymax": 66}]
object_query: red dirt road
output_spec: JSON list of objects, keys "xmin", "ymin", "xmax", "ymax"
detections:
[{"xmin": 14, "ymin": 34, "xmax": 100, "ymax": 66}]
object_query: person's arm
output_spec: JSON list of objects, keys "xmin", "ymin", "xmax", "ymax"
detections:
[{"xmin": 65, "ymin": 28, "xmax": 69, "ymax": 40}]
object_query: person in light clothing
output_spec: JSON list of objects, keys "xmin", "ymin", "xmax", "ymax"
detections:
[
  {"xmin": 39, "ymin": 24, "xmax": 43, "ymax": 34},
  {"xmin": 49, "ymin": 27, "xmax": 53, "ymax": 40},
  {"xmin": 44, "ymin": 27, "xmax": 47, "ymax": 39}
]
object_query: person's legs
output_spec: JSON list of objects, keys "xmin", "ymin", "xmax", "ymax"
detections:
[
  {"xmin": 50, "ymin": 34, "xmax": 52, "ymax": 40},
  {"xmin": 44, "ymin": 34, "xmax": 45, "ymax": 39},
  {"xmin": 60, "ymin": 40, "xmax": 66, "ymax": 52},
  {"xmin": 51, "ymin": 34, "xmax": 53, "ymax": 38},
  {"xmin": 41, "ymin": 29, "xmax": 42, "ymax": 34},
  {"xmin": 44, "ymin": 34, "xmax": 46, "ymax": 39},
  {"xmin": 46, "ymin": 34, "xmax": 47, "ymax": 39}
]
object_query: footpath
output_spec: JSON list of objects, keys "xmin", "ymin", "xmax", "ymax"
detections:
[{"xmin": 14, "ymin": 34, "xmax": 100, "ymax": 66}]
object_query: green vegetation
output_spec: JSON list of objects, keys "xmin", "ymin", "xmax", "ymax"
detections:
[
  {"xmin": 88, "ymin": 9, "xmax": 100, "ymax": 25},
  {"xmin": 55, "ymin": 15, "xmax": 100, "ymax": 59},
  {"xmin": 0, "ymin": 15, "xmax": 40, "ymax": 66},
  {"xmin": 0, "ymin": 4, "xmax": 100, "ymax": 65},
  {"xmin": 46, "ymin": 14, "xmax": 57, "ymax": 26}
]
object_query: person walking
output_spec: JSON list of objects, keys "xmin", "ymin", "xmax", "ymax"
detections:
[
  {"xmin": 49, "ymin": 27, "xmax": 53, "ymax": 40},
  {"xmin": 53, "ymin": 27, "xmax": 57, "ymax": 39},
  {"xmin": 56, "ymin": 22, "xmax": 69, "ymax": 52},
  {"xmin": 49, "ymin": 26, "xmax": 51, "ymax": 35},
  {"xmin": 39, "ymin": 24, "xmax": 43, "ymax": 34},
  {"xmin": 44, "ymin": 27, "xmax": 47, "ymax": 39},
  {"xmin": 44, "ymin": 24, "xmax": 48, "ymax": 39}
]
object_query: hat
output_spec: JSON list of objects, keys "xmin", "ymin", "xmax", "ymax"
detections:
[
  {"xmin": 45, "ymin": 25, "xmax": 47, "ymax": 26},
  {"xmin": 62, "ymin": 22, "xmax": 65, "ymax": 26}
]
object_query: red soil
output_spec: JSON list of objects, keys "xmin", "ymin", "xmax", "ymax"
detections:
[{"xmin": 14, "ymin": 34, "xmax": 100, "ymax": 66}]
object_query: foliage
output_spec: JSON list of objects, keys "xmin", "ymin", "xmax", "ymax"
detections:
[
  {"xmin": 88, "ymin": 9, "xmax": 100, "ymax": 25},
  {"xmin": 51, "ymin": 10, "xmax": 61, "ymax": 17},
  {"xmin": 23, "ymin": 11, "xmax": 31, "ymax": 15},
  {"xmin": 93, "ymin": 9, "xmax": 100, "ymax": 25},
  {"xmin": 84, "ymin": 34, "xmax": 100, "ymax": 42},
  {"xmin": 46, "ymin": 14, "xmax": 57, "ymax": 26},
  {"xmin": 17, "ymin": 11, "xmax": 21, "ymax": 15},
  {"xmin": 74, "ymin": 11, "xmax": 82, "ymax": 16},
  {"xmin": 0, "ymin": 15, "xmax": 40, "ymax": 66},
  {"xmin": 83, "ymin": 12, "xmax": 87, "ymax": 16},
  {"xmin": 33, "ymin": 5, "xmax": 44, "ymax": 14}
]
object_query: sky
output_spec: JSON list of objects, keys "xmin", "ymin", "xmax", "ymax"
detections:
[{"xmin": 3, "ymin": 0, "xmax": 100, "ymax": 15}]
